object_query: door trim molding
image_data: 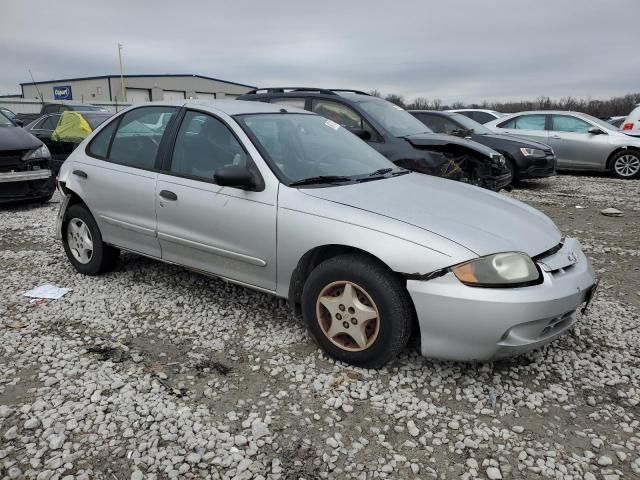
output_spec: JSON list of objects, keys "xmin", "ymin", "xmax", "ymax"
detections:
[
  {"xmin": 157, "ymin": 232, "xmax": 267, "ymax": 267},
  {"xmin": 99, "ymin": 215, "xmax": 156, "ymax": 237}
]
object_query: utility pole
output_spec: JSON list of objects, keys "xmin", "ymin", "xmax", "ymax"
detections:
[{"xmin": 118, "ymin": 43, "xmax": 127, "ymax": 102}]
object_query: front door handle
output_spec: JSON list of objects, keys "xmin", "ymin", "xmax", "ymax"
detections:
[
  {"xmin": 159, "ymin": 190, "xmax": 177, "ymax": 201},
  {"xmin": 550, "ymin": 135, "xmax": 562, "ymax": 139},
  {"xmin": 72, "ymin": 169, "xmax": 87, "ymax": 179}
]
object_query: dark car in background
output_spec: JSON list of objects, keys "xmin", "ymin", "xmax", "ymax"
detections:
[
  {"xmin": 0, "ymin": 107, "xmax": 21, "ymax": 126},
  {"xmin": 410, "ymin": 110, "xmax": 556, "ymax": 183},
  {"xmin": 0, "ymin": 111, "xmax": 55, "ymax": 203},
  {"xmin": 237, "ymin": 88, "xmax": 510, "ymax": 191},
  {"xmin": 16, "ymin": 102, "xmax": 108, "ymax": 126},
  {"xmin": 25, "ymin": 111, "xmax": 112, "ymax": 174}
]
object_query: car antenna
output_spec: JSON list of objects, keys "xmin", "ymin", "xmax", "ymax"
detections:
[{"xmin": 28, "ymin": 69, "xmax": 44, "ymax": 105}]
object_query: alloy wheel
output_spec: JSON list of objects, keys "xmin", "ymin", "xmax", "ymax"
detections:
[
  {"xmin": 315, "ymin": 281, "xmax": 380, "ymax": 352},
  {"xmin": 67, "ymin": 218, "xmax": 94, "ymax": 264},
  {"xmin": 614, "ymin": 154, "xmax": 640, "ymax": 177}
]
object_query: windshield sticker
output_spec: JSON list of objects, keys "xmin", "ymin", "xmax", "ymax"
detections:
[{"xmin": 325, "ymin": 119, "xmax": 340, "ymax": 130}]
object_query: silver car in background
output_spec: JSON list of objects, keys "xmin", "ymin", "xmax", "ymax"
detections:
[
  {"xmin": 486, "ymin": 110, "xmax": 640, "ymax": 179},
  {"xmin": 56, "ymin": 100, "xmax": 597, "ymax": 368}
]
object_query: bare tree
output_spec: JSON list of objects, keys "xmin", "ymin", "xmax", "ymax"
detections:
[
  {"xmin": 369, "ymin": 90, "xmax": 381, "ymax": 97},
  {"xmin": 384, "ymin": 94, "xmax": 406, "ymax": 108}
]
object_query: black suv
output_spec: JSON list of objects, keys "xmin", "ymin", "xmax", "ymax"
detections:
[{"xmin": 237, "ymin": 88, "xmax": 510, "ymax": 191}]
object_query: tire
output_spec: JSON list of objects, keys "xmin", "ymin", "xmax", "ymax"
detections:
[
  {"xmin": 301, "ymin": 254, "xmax": 414, "ymax": 368},
  {"xmin": 62, "ymin": 203, "xmax": 119, "ymax": 275},
  {"xmin": 504, "ymin": 155, "xmax": 518, "ymax": 185},
  {"xmin": 609, "ymin": 150, "xmax": 640, "ymax": 179}
]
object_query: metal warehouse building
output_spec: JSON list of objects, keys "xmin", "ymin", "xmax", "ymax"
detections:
[{"xmin": 19, "ymin": 74, "xmax": 255, "ymax": 103}]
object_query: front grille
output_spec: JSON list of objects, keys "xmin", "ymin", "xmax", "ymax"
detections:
[
  {"xmin": 540, "ymin": 311, "xmax": 574, "ymax": 337},
  {"xmin": 0, "ymin": 149, "xmax": 29, "ymax": 172}
]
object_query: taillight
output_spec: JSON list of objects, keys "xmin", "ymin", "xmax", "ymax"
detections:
[{"xmin": 623, "ymin": 123, "xmax": 634, "ymax": 131}]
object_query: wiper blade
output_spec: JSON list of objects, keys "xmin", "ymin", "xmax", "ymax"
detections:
[
  {"xmin": 368, "ymin": 168, "xmax": 393, "ymax": 176},
  {"xmin": 289, "ymin": 175, "xmax": 352, "ymax": 186}
]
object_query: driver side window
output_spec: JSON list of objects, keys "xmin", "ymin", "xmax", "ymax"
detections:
[
  {"xmin": 311, "ymin": 100, "xmax": 378, "ymax": 141},
  {"xmin": 170, "ymin": 111, "xmax": 248, "ymax": 181}
]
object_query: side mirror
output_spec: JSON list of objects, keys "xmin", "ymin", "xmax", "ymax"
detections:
[
  {"xmin": 348, "ymin": 128, "xmax": 372, "ymax": 141},
  {"xmin": 214, "ymin": 166, "xmax": 256, "ymax": 190},
  {"xmin": 588, "ymin": 126, "xmax": 605, "ymax": 135}
]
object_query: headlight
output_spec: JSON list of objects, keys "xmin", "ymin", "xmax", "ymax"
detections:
[
  {"xmin": 452, "ymin": 252, "xmax": 541, "ymax": 287},
  {"xmin": 22, "ymin": 144, "xmax": 51, "ymax": 160},
  {"xmin": 519, "ymin": 148, "xmax": 546, "ymax": 158}
]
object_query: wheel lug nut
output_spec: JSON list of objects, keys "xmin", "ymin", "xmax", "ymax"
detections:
[
  {"xmin": 343, "ymin": 321, "xmax": 349, "ymax": 329},
  {"xmin": 351, "ymin": 318, "xmax": 357, "ymax": 325},
  {"xmin": 336, "ymin": 313, "xmax": 342, "ymax": 320},
  {"xmin": 348, "ymin": 307, "xmax": 355, "ymax": 314}
]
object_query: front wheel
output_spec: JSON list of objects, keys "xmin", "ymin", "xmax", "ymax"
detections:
[
  {"xmin": 62, "ymin": 203, "xmax": 119, "ymax": 275},
  {"xmin": 610, "ymin": 150, "xmax": 640, "ymax": 179},
  {"xmin": 301, "ymin": 254, "xmax": 414, "ymax": 368}
]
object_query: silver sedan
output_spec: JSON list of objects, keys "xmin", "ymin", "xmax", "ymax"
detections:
[
  {"xmin": 485, "ymin": 110, "xmax": 640, "ymax": 179},
  {"xmin": 56, "ymin": 100, "xmax": 597, "ymax": 368}
]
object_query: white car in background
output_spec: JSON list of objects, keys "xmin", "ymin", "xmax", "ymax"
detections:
[
  {"xmin": 447, "ymin": 109, "xmax": 505, "ymax": 124},
  {"xmin": 486, "ymin": 111, "xmax": 640, "ymax": 179},
  {"xmin": 621, "ymin": 103, "xmax": 640, "ymax": 138}
]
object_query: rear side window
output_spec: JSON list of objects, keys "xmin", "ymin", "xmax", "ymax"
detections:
[
  {"xmin": 499, "ymin": 114, "xmax": 546, "ymax": 131},
  {"xmin": 87, "ymin": 106, "xmax": 175, "ymax": 168},
  {"xmin": 551, "ymin": 115, "xmax": 591, "ymax": 133},
  {"xmin": 468, "ymin": 111, "xmax": 494, "ymax": 124},
  {"xmin": 40, "ymin": 115, "xmax": 60, "ymax": 131}
]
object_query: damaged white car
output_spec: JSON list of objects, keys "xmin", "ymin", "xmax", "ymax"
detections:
[{"xmin": 56, "ymin": 100, "xmax": 597, "ymax": 368}]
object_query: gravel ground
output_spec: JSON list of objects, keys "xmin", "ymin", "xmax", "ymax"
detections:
[{"xmin": 1, "ymin": 174, "xmax": 639, "ymax": 480}]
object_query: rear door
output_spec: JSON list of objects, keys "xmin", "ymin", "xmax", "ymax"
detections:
[
  {"xmin": 548, "ymin": 114, "xmax": 610, "ymax": 170},
  {"xmin": 495, "ymin": 114, "xmax": 549, "ymax": 144},
  {"xmin": 72, "ymin": 106, "xmax": 177, "ymax": 257},
  {"xmin": 155, "ymin": 109, "xmax": 278, "ymax": 290}
]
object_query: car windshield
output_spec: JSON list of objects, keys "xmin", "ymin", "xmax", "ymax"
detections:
[
  {"xmin": 358, "ymin": 99, "xmax": 432, "ymax": 137},
  {"xmin": 579, "ymin": 113, "xmax": 618, "ymax": 132},
  {"xmin": 237, "ymin": 113, "xmax": 402, "ymax": 185},
  {"xmin": 1, "ymin": 108, "xmax": 16, "ymax": 120},
  {"xmin": 0, "ymin": 112, "xmax": 14, "ymax": 127},
  {"xmin": 447, "ymin": 113, "xmax": 493, "ymax": 134}
]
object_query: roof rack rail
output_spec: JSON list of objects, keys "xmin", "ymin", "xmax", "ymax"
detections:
[
  {"xmin": 329, "ymin": 89, "xmax": 371, "ymax": 96},
  {"xmin": 245, "ymin": 87, "xmax": 337, "ymax": 95}
]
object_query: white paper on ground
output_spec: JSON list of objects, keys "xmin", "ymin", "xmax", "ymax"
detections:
[{"xmin": 22, "ymin": 284, "xmax": 72, "ymax": 300}]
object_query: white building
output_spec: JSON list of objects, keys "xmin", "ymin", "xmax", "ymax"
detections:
[{"xmin": 19, "ymin": 74, "xmax": 255, "ymax": 104}]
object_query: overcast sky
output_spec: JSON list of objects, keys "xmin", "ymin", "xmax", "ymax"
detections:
[{"xmin": 1, "ymin": 0, "xmax": 638, "ymax": 104}]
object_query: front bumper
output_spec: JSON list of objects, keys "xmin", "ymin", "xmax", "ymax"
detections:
[
  {"xmin": 0, "ymin": 170, "xmax": 56, "ymax": 203},
  {"xmin": 519, "ymin": 154, "xmax": 557, "ymax": 179},
  {"xmin": 407, "ymin": 238, "xmax": 596, "ymax": 361}
]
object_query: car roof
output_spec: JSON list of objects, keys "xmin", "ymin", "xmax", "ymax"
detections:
[
  {"xmin": 127, "ymin": 99, "xmax": 313, "ymax": 116},
  {"xmin": 238, "ymin": 88, "xmax": 380, "ymax": 105}
]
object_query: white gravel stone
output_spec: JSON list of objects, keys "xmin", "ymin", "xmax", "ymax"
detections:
[
  {"xmin": 598, "ymin": 455, "xmax": 613, "ymax": 466},
  {"xmin": 486, "ymin": 467, "xmax": 502, "ymax": 479}
]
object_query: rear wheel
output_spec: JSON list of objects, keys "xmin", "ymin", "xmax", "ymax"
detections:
[
  {"xmin": 610, "ymin": 150, "xmax": 640, "ymax": 179},
  {"xmin": 62, "ymin": 204, "xmax": 119, "ymax": 275},
  {"xmin": 301, "ymin": 254, "xmax": 414, "ymax": 368},
  {"xmin": 504, "ymin": 155, "xmax": 518, "ymax": 185}
]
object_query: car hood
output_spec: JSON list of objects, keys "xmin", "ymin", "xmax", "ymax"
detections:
[
  {"xmin": 473, "ymin": 133, "xmax": 552, "ymax": 150},
  {"xmin": 403, "ymin": 132, "xmax": 499, "ymax": 157},
  {"xmin": 300, "ymin": 173, "xmax": 561, "ymax": 257},
  {"xmin": 0, "ymin": 126, "xmax": 41, "ymax": 151}
]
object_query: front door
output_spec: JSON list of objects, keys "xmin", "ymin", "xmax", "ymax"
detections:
[
  {"xmin": 155, "ymin": 109, "xmax": 277, "ymax": 291},
  {"xmin": 548, "ymin": 114, "xmax": 611, "ymax": 170}
]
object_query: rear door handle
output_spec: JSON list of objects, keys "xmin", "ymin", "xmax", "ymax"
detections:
[
  {"xmin": 72, "ymin": 169, "xmax": 87, "ymax": 179},
  {"xmin": 159, "ymin": 190, "xmax": 177, "ymax": 201}
]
